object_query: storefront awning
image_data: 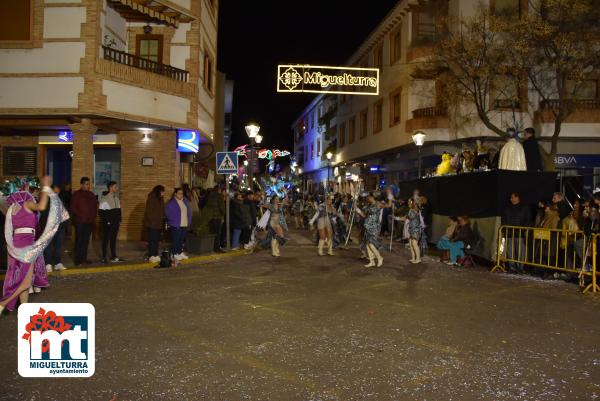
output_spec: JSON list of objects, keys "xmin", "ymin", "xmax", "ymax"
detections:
[{"xmin": 107, "ymin": 0, "xmax": 195, "ymax": 28}]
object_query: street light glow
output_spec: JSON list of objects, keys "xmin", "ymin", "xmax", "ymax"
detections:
[
  {"xmin": 326, "ymin": 151, "xmax": 333, "ymax": 160},
  {"xmin": 412, "ymin": 131, "xmax": 427, "ymax": 147},
  {"xmin": 255, "ymin": 134, "xmax": 263, "ymax": 144},
  {"xmin": 245, "ymin": 123, "xmax": 260, "ymax": 138}
]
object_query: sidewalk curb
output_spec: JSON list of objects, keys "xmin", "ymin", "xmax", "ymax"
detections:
[{"xmin": 0, "ymin": 249, "xmax": 250, "ymax": 280}]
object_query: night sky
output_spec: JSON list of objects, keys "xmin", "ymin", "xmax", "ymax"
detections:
[{"xmin": 217, "ymin": 0, "xmax": 399, "ymax": 154}]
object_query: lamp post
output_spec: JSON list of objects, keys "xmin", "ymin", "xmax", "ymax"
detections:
[
  {"xmin": 326, "ymin": 151, "xmax": 333, "ymax": 193},
  {"xmin": 244, "ymin": 122, "xmax": 261, "ymax": 189},
  {"xmin": 412, "ymin": 131, "xmax": 427, "ymax": 179}
]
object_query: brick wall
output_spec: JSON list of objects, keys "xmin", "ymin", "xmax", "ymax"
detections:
[{"xmin": 118, "ymin": 131, "xmax": 178, "ymax": 240}]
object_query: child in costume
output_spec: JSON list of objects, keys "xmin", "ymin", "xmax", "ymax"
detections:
[
  {"xmin": 0, "ymin": 176, "xmax": 69, "ymax": 315},
  {"xmin": 436, "ymin": 152, "xmax": 454, "ymax": 176},
  {"xmin": 400, "ymin": 198, "xmax": 424, "ymax": 264}
]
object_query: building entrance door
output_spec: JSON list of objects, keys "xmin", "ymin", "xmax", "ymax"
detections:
[{"xmin": 46, "ymin": 147, "xmax": 72, "ymax": 188}]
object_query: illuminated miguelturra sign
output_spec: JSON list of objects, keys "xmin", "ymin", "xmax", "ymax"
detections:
[{"xmin": 277, "ymin": 64, "xmax": 379, "ymax": 95}]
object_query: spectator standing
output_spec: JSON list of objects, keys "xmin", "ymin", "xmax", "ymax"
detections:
[
  {"xmin": 202, "ymin": 186, "xmax": 226, "ymax": 253},
  {"xmin": 165, "ymin": 188, "xmax": 192, "ymax": 261},
  {"xmin": 552, "ymin": 192, "xmax": 571, "ymax": 223},
  {"xmin": 70, "ymin": 177, "xmax": 98, "ymax": 266},
  {"xmin": 99, "ymin": 181, "xmax": 123, "ymax": 263},
  {"xmin": 143, "ymin": 185, "xmax": 165, "ymax": 263},
  {"xmin": 522, "ymin": 127, "xmax": 543, "ymax": 172},
  {"xmin": 230, "ymin": 192, "xmax": 245, "ymax": 250},
  {"xmin": 501, "ymin": 192, "xmax": 531, "ymax": 273},
  {"xmin": 43, "ymin": 185, "xmax": 69, "ymax": 272}
]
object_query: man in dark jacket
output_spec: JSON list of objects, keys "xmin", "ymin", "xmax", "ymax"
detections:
[
  {"xmin": 522, "ymin": 127, "xmax": 543, "ymax": 172},
  {"xmin": 143, "ymin": 185, "xmax": 165, "ymax": 263},
  {"xmin": 70, "ymin": 177, "xmax": 98, "ymax": 266},
  {"xmin": 502, "ymin": 192, "xmax": 531, "ymax": 273},
  {"xmin": 99, "ymin": 181, "xmax": 123, "ymax": 263}
]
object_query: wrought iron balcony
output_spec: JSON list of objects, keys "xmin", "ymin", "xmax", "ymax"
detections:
[
  {"xmin": 102, "ymin": 46, "xmax": 189, "ymax": 82},
  {"xmin": 540, "ymin": 99, "xmax": 600, "ymax": 109},
  {"xmin": 412, "ymin": 106, "xmax": 447, "ymax": 118}
]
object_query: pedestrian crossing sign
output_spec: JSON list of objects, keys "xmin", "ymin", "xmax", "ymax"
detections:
[{"xmin": 216, "ymin": 152, "xmax": 238, "ymax": 174}]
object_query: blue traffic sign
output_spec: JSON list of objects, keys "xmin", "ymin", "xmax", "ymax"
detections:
[{"xmin": 216, "ymin": 152, "xmax": 238, "ymax": 174}]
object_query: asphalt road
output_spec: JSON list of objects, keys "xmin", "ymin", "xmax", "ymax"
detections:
[{"xmin": 1, "ymin": 229, "xmax": 599, "ymax": 401}]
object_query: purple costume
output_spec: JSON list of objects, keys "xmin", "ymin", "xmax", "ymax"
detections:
[{"xmin": 1, "ymin": 191, "xmax": 68, "ymax": 311}]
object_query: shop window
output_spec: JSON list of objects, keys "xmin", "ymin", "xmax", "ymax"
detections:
[
  {"xmin": 3, "ymin": 147, "xmax": 37, "ymax": 176},
  {"xmin": 373, "ymin": 99, "xmax": 383, "ymax": 133},
  {"xmin": 338, "ymin": 122, "xmax": 346, "ymax": 148},
  {"xmin": 136, "ymin": 35, "xmax": 163, "ymax": 63},
  {"xmin": 360, "ymin": 109, "xmax": 368, "ymax": 139},
  {"xmin": 204, "ymin": 50, "xmax": 214, "ymax": 93},
  {"xmin": 389, "ymin": 88, "xmax": 402, "ymax": 126},
  {"xmin": 0, "ymin": 0, "xmax": 31, "ymax": 41},
  {"xmin": 390, "ymin": 26, "xmax": 402, "ymax": 64},
  {"xmin": 348, "ymin": 116, "xmax": 356, "ymax": 144}
]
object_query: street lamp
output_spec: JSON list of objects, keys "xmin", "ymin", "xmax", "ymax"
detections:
[
  {"xmin": 245, "ymin": 122, "xmax": 261, "ymax": 189},
  {"xmin": 412, "ymin": 131, "xmax": 427, "ymax": 179}
]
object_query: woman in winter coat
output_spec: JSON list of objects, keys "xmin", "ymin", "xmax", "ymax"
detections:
[
  {"xmin": 165, "ymin": 188, "xmax": 192, "ymax": 261},
  {"xmin": 230, "ymin": 192, "xmax": 246, "ymax": 250},
  {"xmin": 143, "ymin": 185, "xmax": 165, "ymax": 263}
]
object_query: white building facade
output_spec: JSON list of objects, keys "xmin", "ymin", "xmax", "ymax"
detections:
[
  {"xmin": 0, "ymin": 0, "xmax": 220, "ymax": 239},
  {"xmin": 294, "ymin": 0, "xmax": 600, "ymax": 194}
]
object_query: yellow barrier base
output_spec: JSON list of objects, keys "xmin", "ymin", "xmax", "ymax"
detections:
[{"xmin": 491, "ymin": 264, "xmax": 506, "ymax": 273}]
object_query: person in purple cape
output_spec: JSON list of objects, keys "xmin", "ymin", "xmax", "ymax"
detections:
[{"xmin": 0, "ymin": 176, "xmax": 69, "ymax": 316}]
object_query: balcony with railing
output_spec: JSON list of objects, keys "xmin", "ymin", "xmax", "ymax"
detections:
[
  {"xmin": 102, "ymin": 46, "xmax": 189, "ymax": 82},
  {"xmin": 540, "ymin": 99, "xmax": 600, "ymax": 109},
  {"xmin": 537, "ymin": 98, "xmax": 600, "ymax": 124},
  {"xmin": 406, "ymin": 106, "xmax": 449, "ymax": 131},
  {"xmin": 96, "ymin": 45, "xmax": 195, "ymax": 97}
]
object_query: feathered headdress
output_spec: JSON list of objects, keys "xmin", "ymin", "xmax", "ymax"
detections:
[{"xmin": 1, "ymin": 176, "xmax": 40, "ymax": 197}]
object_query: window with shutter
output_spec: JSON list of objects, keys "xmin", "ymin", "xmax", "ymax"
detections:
[{"xmin": 3, "ymin": 147, "xmax": 37, "ymax": 176}]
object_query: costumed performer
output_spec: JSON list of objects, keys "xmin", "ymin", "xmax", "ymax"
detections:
[
  {"xmin": 436, "ymin": 152, "xmax": 454, "ymax": 176},
  {"xmin": 498, "ymin": 128, "xmax": 527, "ymax": 171},
  {"xmin": 355, "ymin": 193, "xmax": 387, "ymax": 267},
  {"xmin": 399, "ymin": 198, "xmax": 425, "ymax": 264},
  {"xmin": 0, "ymin": 176, "xmax": 69, "ymax": 316},
  {"xmin": 310, "ymin": 195, "xmax": 337, "ymax": 256},
  {"xmin": 260, "ymin": 196, "xmax": 289, "ymax": 257}
]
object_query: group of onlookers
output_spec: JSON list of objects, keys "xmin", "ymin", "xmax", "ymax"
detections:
[
  {"xmin": 142, "ymin": 185, "xmax": 264, "ymax": 262},
  {"xmin": 501, "ymin": 190, "xmax": 600, "ymax": 278}
]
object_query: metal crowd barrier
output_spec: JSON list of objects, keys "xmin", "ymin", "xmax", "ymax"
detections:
[{"xmin": 491, "ymin": 225, "xmax": 599, "ymax": 294}]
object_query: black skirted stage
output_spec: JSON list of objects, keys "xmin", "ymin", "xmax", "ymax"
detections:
[
  {"xmin": 399, "ymin": 170, "xmax": 558, "ymax": 218},
  {"xmin": 398, "ymin": 170, "xmax": 558, "ymax": 259}
]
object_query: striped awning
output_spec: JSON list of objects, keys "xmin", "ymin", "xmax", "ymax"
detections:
[{"xmin": 107, "ymin": 0, "xmax": 186, "ymax": 28}]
